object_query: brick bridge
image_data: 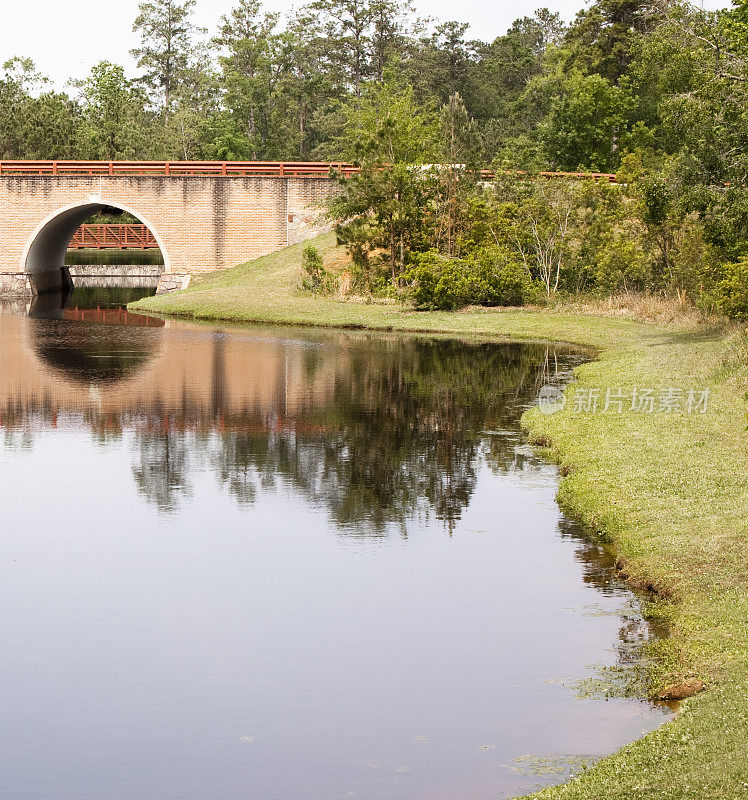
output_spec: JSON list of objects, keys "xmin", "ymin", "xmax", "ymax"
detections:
[
  {"xmin": 0, "ymin": 161, "xmax": 616, "ymax": 297},
  {"xmin": 0, "ymin": 161, "xmax": 355, "ymax": 296}
]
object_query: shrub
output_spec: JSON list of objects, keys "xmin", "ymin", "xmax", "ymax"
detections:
[
  {"xmin": 462, "ymin": 248, "xmax": 532, "ymax": 307},
  {"xmin": 405, "ymin": 252, "xmax": 469, "ymax": 310},
  {"xmin": 301, "ymin": 245, "xmax": 337, "ymax": 294},
  {"xmin": 404, "ymin": 248, "xmax": 534, "ymax": 310},
  {"xmin": 590, "ymin": 235, "xmax": 651, "ymax": 292},
  {"xmin": 717, "ymin": 258, "xmax": 748, "ymax": 318}
]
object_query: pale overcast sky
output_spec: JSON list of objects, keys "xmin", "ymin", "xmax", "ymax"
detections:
[{"xmin": 0, "ymin": 0, "xmax": 731, "ymax": 91}]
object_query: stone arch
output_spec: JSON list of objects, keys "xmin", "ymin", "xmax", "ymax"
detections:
[{"xmin": 21, "ymin": 200, "xmax": 171, "ymax": 293}]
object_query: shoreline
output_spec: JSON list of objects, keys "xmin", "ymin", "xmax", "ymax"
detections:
[{"xmin": 129, "ymin": 238, "xmax": 748, "ymax": 799}]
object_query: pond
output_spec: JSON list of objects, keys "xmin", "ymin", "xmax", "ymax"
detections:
[{"xmin": 0, "ymin": 288, "xmax": 669, "ymax": 800}]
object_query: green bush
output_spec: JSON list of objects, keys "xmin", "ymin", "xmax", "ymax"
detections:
[
  {"xmin": 405, "ymin": 252, "xmax": 469, "ymax": 310},
  {"xmin": 591, "ymin": 236, "xmax": 651, "ymax": 292},
  {"xmin": 717, "ymin": 258, "xmax": 748, "ymax": 317},
  {"xmin": 462, "ymin": 248, "xmax": 532, "ymax": 306},
  {"xmin": 301, "ymin": 245, "xmax": 337, "ymax": 294},
  {"xmin": 404, "ymin": 248, "xmax": 534, "ymax": 310}
]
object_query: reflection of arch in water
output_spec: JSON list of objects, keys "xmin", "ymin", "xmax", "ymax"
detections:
[
  {"xmin": 27, "ymin": 291, "xmax": 164, "ymax": 386},
  {"xmin": 21, "ymin": 201, "xmax": 170, "ymax": 293}
]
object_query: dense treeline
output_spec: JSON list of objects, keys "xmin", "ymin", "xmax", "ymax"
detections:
[
  {"xmin": 1, "ymin": 0, "xmax": 747, "ymax": 313},
  {"xmin": 0, "ymin": 0, "xmax": 570, "ymax": 162}
]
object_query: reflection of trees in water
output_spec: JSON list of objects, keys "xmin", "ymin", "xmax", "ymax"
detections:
[
  {"xmin": 5, "ymin": 326, "xmax": 585, "ymax": 530},
  {"xmin": 0, "ymin": 403, "xmax": 125, "ymax": 452},
  {"xmin": 558, "ymin": 517, "xmax": 621, "ymax": 593},
  {"xmin": 201, "ymin": 338, "xmax": 584, "ymax": 534},
  {"xmin": 131, "ymin": 430, "xmax": 192, "ymax": 513},
  {"xmin": 2, "ymin": 427, "xmax": 35, "ymax": 452},
  {"xmin": 209, "ymin": 429, "xmax": 476, "ymax": 536}
]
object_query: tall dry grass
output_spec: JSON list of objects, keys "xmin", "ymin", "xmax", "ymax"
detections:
[{"xmin": 552, "ymin": 291, "xmax": 724, "ymax": 325}]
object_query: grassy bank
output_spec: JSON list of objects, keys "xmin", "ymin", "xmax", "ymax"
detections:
[
  {"xmin": 129, "ymin": 233, "xmax": 655, "ymax": 348},
  {"xmin": 130, "ymin": 236, "xmax": 748, "ymax": 799},
  {"xmin": 521, "ymin": 328, "xmax": 748, "ymax": 799}
]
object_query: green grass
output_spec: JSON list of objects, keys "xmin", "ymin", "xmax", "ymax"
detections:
[
  {"xmin": 130, "ymin": 235, "xmax": 748, "ymax": 799},
  {"xmin": 520, "ymin": 329, "xmax": 748, "ymax": 800},
  {"xmin": 129, "ymin": 233, "xmax": 654, "ymax": 348}
]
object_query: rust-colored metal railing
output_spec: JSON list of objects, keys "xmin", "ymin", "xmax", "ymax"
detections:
[
  {"xmin": 0, "ymin": 160, "xmax": 358, "ymax": 177},
  {"xmin": 69, "ymin": 224, "xmax": 159, "ymax": 250},
  {"xmin": 503, "ymin": 170, "xmax": 617, "ymax": 182},
  {"xmin": 0, "ymin": 160, "xmax": 617, "ymax": 182}
]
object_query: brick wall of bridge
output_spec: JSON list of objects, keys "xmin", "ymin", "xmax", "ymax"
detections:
[{"xmin": 0, "ymin": 174, "xmax": 336, "ymax": 279}]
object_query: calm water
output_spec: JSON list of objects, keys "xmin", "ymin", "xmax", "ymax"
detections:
[{"xmin": 0, "ymin": 289, "xmax": 669, "ymax": 800}]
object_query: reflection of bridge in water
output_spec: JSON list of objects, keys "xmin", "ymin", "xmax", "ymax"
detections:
[
  {"xmin": 60, "ymin": 306, "xmax": 165, "ymax": 327},
  {"xmin": 0, "ymin": 301, "xmax": 339, "ymax": 431},
  {"xmin": 0, "ymin": 298, "xmax": 579, "ymax": 437}
]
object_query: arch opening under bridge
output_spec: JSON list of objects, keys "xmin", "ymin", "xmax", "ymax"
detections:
[{"xmin": 22, "ymin": 201, "xmax": 170, "ymax": 294}]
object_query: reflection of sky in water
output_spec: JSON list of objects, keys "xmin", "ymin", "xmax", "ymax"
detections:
[{"xmin": 0, "ymin": 301, "xmax": 669, "ymax": 800}]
